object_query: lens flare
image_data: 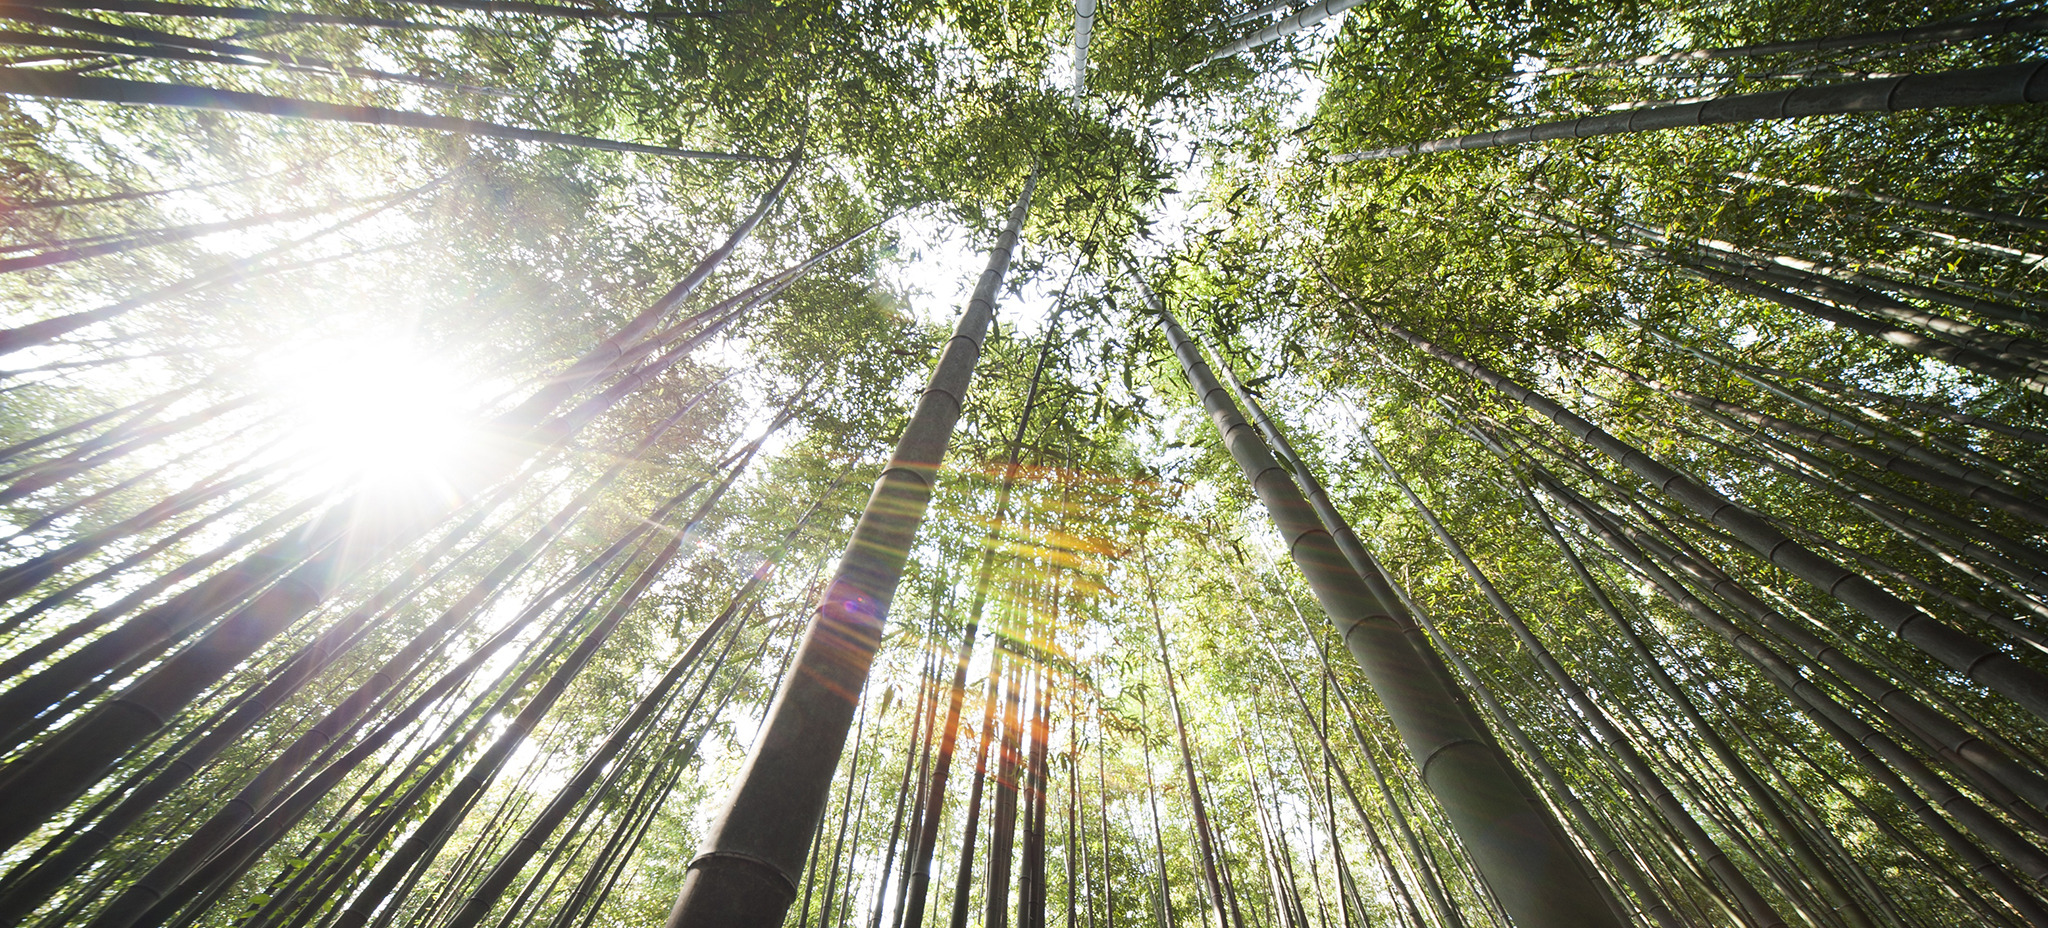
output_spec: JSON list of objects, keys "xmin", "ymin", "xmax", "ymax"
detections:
[{"xmin": 262, "ymin": 335, "xmax": 480, "ymax": 490}]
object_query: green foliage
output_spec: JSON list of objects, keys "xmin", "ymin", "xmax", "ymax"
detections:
[{"xmin": 6, "ymin": 3, "xmax": 2048, "ymax": 928}]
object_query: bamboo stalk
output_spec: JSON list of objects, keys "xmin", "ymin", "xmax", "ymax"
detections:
[
  {"xmin": 1141, "ymin": 268, "xmax": 1619, "ymax": 928},
  {"xmin": 0, "ymin": 67, "xmax": 775, "ymax": 161},
  {"xmin": 1331, "ymin": 60, "xmax": 2048, "ymax": 162},
  {"xmin": 664, "ymin": 170, "xmax": 1035, "ymax": 928}
]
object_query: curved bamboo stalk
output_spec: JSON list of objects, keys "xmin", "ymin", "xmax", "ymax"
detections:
[
  {"xmin": 1510, "ymin": 473, "xmax": 1853, "ymax": 928},
  {"xmin": 0, "ymin": 393, "xmax": 259, "ymax": 506},
  {"xmin": 0, "ymin": 435, "xmax": 279, "ymax": 602},
  {"xmin": 1542, "ymin": 12, "xmax": 2048, "ymax": 76},
  {"xmin": 1594, "ymin": 427, "xmax": 2048, "ymax": 823},
  {"xmin": 1664, "ymin": 339, "xmax": 2048, "ymax": 494},
  {"xmin": 0, "ymin": 197, "xmax": 379, "ymax": 274},
  {"xmin": 1534, "ymin": 443, "xmax": 2048, "ymax": 827},
  {"xmin": 0, "ymin": 67, "xmax": 776, "ymax": 161},
  {"xmin": 1605, "ymin": 428, "xmax": 2048, "ymax": 831},
  {"xmin": 1330, "ymin": 60, "xmax": 2048, "ymax": 162},
  {"xmin": 1744, "ymin": 705, "xmax": 2023, "ymax": 928},
  {"xmin": 16, "ymin": 0, "xmax": 453, "ymax": 31},
  {"xmin": 1581, "ymin": 348, "xmax": 2048, "ymax": 528},
  {"xmin": 1599, "ymin": 217, "xmax": 2048, "ymax": 369},
  {"xmin": 0, "ymin": 427, "xmax": 261, "ymax": 545},
  {"xmin": 0, "ymin": 470, "xmax": 291, "ymax": 641},
  {"xmin": 0, "ymin": 165, "xmax": 794, "ymax": 849},
  {"xmin": 1533, "ymin": 212, "xmax": 2048, "ymax": 392},
  {"xmin": 1414, "ymin": 360, "xmax": 2048, "ymax": 842},
  {"xmin": 0, "ymin": 152, "xmax": 336, "ymax": 213},
  {"xmin": 1533, "ymin": 412, "xmax": 2048, "ymax": 660},
  {"xmin": 1729, "ymin": 171, "xmax": 2048, "ymax": 234},
  {"xmin": 359, "ymin": 0, "xmax": 723, "ymax": 22},
  {"xmin": 0, "ymin": 381, "xmax": 197, "ymax": 465},
  {"xmin": 0, "ymin": 497, "xmax": 336, "ymax": 757},
  {"xmin": 1667, "ymin": 412, "xmax": 2048, "ymax": 602},
  {"xmin": 0, "ymin": 8, "xmax": 512, "ymax": 95}
]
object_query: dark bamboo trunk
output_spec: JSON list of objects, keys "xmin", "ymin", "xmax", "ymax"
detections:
[
  {"xmin": 113, "ymin": 479, "xmax": 708, "ymax": 925},
  {"xmin": 1546, "ymin": 12, "xmax": 2048, "ymax": 74},
  {"xmin": 1584, "ymin": 348, "xmax": 2048, "ymax": 527},
  {"xmin": 665, "ymin": 172, "xmax": 1035, "ymax": 928},
  {"xmin": 1137, "ymin": 688, "xmax": 1174, "ymax": 928},
  {"xmin": 870, "ymin": 630, "xmax": 937, "ymax": 928},
  {"xmin": 1144, "ymin": 560, "xmax": 1233, "ymax": 928},
  {"xmin": 1141, "ymin": 274, "xmax": 1617, "ymax": 928},
  {"xmin": 0, "ymin": 179, "xmax": 442, "ymax": 357},
  {"xmin": 320, "ymin": 457, "xmax": 731, "ymax": 928},
  {"xmin": 986, "ymin": 646, "xmax": 1025, "ymax": 928},
  {"xmin": 0, "ymin": 197, "xmax": 382, "ymax": 274},
  {"xmin": 950, "ymin": 646, "xmax": 1009, "ymax": 928},
  {"xmin": 421, "ymin": 492, "xmax": 826, "ymax": 928},
  {"xmin": 12, "ymin": 0, "xmax": 447, "ymax": 30}
]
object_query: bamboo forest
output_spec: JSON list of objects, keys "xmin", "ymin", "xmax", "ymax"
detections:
[{"xmin": 6, "ymin": 1, "xmax": 2048, "ymax": 927}]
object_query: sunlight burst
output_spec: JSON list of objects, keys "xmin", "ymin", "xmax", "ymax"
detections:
[{"xmin": 263, "ymin": 335, "xmax": 482, "ymax": 490}]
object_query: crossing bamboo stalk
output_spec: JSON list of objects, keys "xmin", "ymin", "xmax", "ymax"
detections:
[
  {"xmin": 1353, "ymin": 298, "xmax": 2048, "ymax": 726},
  {"xmin": 0, "ymin": 68, "xmax": 776, "ymax": 162},
  {"xmin": 1357, "ymin": 422, "xmax": 1801, "ymax": 928},
  {"xmin": 0, "ymin": 167, "xmax": 800, "ymax": 849},
  {"xmin": 1332, "ymin": 60, "xmax": 2048, "ymax": 161}
]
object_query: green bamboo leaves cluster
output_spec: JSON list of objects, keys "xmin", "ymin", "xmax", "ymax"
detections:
[{"xmin": 4, "ymin": 4, "xmax": 2048, "ymax": 928}]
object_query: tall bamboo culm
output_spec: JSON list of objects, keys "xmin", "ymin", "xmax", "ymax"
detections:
[
  {"xmin": 664, "ymin": 169, "xmax": 1037, "ymax": 928},
  {"xmin": 1133, "ymin": 267, "xmax": 1622, "ymax": 928}
]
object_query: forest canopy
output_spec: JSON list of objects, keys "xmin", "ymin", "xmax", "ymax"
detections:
[{"xmin": 1, "ymin": 3, "xmax": 2046, "ymax": 928}]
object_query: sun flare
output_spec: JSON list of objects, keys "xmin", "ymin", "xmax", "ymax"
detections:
[{"xmin": 262, "ymin": 335, "xmax": 482, "ymax": 490}]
